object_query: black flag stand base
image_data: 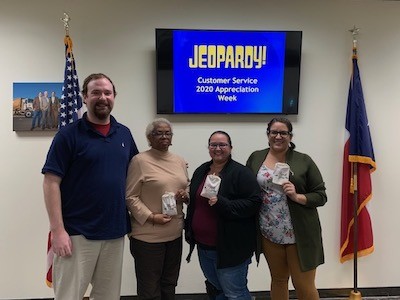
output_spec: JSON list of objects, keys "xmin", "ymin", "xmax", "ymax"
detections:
[{"xmin": 349, "ymin": 290, "xmax": 362, "ymax": 299}]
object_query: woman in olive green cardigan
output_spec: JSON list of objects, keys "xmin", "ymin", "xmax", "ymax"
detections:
[{"xmin": 246, "ymin": 117, "xmax": 327, "ymax": 300}]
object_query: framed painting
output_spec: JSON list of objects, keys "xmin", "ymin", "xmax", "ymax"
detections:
[{"xmin": 13, "ymin": 82, "xmax": 63, "ymax": 131}]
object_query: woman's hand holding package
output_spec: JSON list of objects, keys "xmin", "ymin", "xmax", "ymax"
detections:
[
  {"xmin": 147, "ymin": 212, "xmax": 172, "ymax": 225},
  {"xmin": 208, "ymin": 196, "xmax": 218, "ymax": 206},
  {"xmin": 282, "ymin": 181, "xmax": 307, "ymax": 205},
  {"xmin": 175, "ymin": 189, "xmax": 189, "ymax": 203}
]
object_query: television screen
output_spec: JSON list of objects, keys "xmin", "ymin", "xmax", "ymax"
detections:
[{"xmin": 156, "ymin": 28, "xmax": 302, "ymax": 115}]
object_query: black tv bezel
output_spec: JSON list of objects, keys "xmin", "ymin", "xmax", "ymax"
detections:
[{"xmin": 156, "ymin": 28, "xmax": 302, "ymax": 115}]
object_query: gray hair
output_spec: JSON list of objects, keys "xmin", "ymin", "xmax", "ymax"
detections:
[{"xmin": 145, "ymin": 118, "xmax": 173, "ymax": 146}]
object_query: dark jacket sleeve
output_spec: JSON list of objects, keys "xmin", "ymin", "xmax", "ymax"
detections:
[
  {"xmin": 286, "ymin": 151, "xmax": 327, "ymax": 208},
  {"xmin": 214, "ymin": 163, "xmax": 262, "ymax": 220}
]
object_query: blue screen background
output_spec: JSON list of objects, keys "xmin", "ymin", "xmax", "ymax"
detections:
[{"xmin": 173, "ymin": 30, "xmax": 286, "ymax": 113}]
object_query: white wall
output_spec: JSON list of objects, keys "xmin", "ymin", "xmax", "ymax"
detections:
[{"xmin": 1, "ymin": 0, "xmax": 399, "ymax": 299}]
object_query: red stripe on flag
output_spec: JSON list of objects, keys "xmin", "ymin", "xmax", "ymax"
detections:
[
  {"xmin": 46, "ymin": 231, "xmax": 53, "ymax": 287},
  {"xmin": 340, "ymin": 144, "xmax": 374, "ymax": 262}
]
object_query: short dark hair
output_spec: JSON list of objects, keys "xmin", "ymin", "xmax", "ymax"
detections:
[
  {"xmin": 266, "ymin": 117, "xmax": 296, "ymax": 149},
  {"xmin": 208, "ymin": 130, "xmax": 232, "ymax": 147},
  {"xmin": 81, "ymin": 73, "xmax": 117, "ymax": 97},
  {"xmin": 266, "ymin": 117, "xmax": 293, "ymax": 134}
]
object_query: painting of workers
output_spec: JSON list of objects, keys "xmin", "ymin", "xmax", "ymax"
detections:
[{"xmin": 13, "ymin": 82, "xmax": 62, "ymax": 132}]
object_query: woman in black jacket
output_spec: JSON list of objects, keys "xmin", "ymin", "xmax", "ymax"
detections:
[{"xmin": 185, "ymin": 131, "xmax": 262, "ymax": 300}]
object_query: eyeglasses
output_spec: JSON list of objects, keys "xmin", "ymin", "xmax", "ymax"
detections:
[
  {"xmin": 152, "ymin": 131, "xmax": 173, "ymax": 138},
  {"xmin": 268, "ymin": 130, "xmax": 291, "ymax": 138},
  {"xmin": 208, "ymin": 143, "xmax": 230, "ymax": 149}
]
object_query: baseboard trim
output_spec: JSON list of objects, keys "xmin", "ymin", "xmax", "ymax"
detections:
[
  {"xmin": 120, "ymin": 286, "xmax": 400, "ymax": 299},
  {"xmin": 316, "ymin": 286, "xmax": 400, "ymax": 298},
  {"xmin": 39, "ymin": 286, "xmax": 400, "ymax": 300}
]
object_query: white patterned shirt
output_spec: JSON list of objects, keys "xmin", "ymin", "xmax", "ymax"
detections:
[{"xmin": 257, "ymin": 165, "xmax": 295, "ymax": 244}]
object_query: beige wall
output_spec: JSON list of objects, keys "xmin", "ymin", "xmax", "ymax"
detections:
[{"xmin": 1, "ymin": 0, "xmax": 399, "ymax": 299}]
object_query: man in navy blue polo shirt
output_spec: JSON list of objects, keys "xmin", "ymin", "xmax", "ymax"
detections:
[{"xmin": 42, "ymin": 73, "xmax": 139, "ymax": 300}]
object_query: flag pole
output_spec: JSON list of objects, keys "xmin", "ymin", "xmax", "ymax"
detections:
[
  {"xmin": 348, "ymin": 25, "xmax": 362, "ymax": 300},
  {"xmin": 350, "ymin": 163, "xmax": 361, "ymax": 300}
]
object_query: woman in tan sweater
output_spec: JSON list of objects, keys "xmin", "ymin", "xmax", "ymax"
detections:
[{"xmin": 126, "ymin": 118, "xmax": 189, "ymax": 300}]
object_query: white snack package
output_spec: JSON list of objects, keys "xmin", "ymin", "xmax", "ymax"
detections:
[
  {"xmin": 200, "ymin": 174, "xmax": 221, "ymax": 199},
  {"xmin": 272, "ymin": 162, "xmax": 291, "ymax": 185},
  {"xmin": 161, "ymin": 192, "xmax": 177, "ymax": 216}
]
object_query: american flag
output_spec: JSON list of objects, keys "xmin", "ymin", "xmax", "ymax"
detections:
[
  {"xmin": 47, "ymin": 35, "xmax": 82, "ymax": 288},
  {"xmin": 59, "ymin": 35, "xmax": 82, "ymax": 128}
]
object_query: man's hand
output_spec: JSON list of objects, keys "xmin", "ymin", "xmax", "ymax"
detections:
[{"xmin": 51, "ymin": 229, "xmax": 72, "ymax": 257}]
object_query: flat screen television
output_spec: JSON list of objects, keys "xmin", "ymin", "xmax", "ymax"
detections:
[{"xmin": 156, "ymin": 28, "xmax": 302, "ymax": 115}]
